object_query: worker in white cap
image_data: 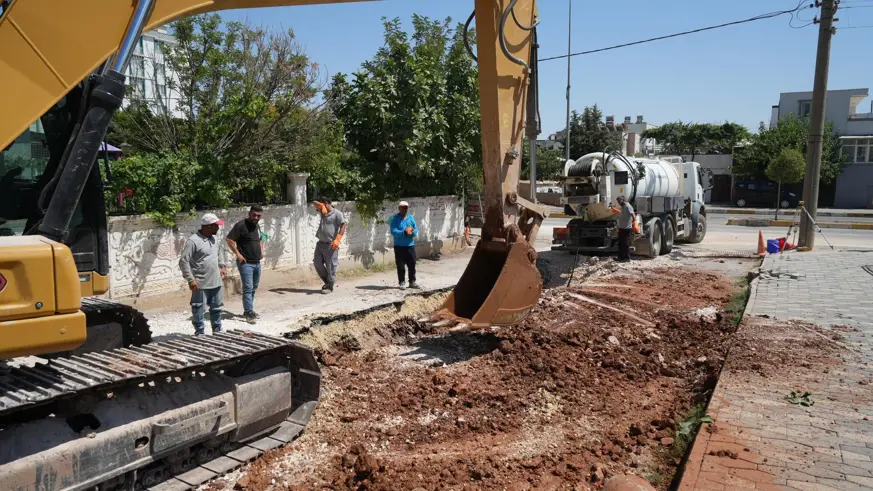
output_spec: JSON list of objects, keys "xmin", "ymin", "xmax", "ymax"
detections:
[
  {"xmin": 179, "ymin": 213, "xmax": 227, "ymax": 335},
  {"xmin": 390, "ymin": 200, "xmax": 419, "ymax": 289}
]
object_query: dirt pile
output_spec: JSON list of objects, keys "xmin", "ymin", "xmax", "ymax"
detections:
[{"xmin": 220, "ymin": 266, "xmax": 746, "ymax": 491}]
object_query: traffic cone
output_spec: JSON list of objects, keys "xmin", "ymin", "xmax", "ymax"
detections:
[{"xmin": 756, "ymin": 230, "xmax": 766, "ymax": 256}]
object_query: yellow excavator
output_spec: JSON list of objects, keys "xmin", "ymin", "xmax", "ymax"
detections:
[{"xmin": 0, "ymin": 0, "xmax": 546, "ymax": 489}]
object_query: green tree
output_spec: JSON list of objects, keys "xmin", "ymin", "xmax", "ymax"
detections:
[
  {"xmin": 642, "ymin": 121, "xmax": 749, "ymax": 157},
  {"xmin": 557, "ymin": 105, "xmax": 623, "ymax": 159},
  {"xmin": 326, "ymin": 15, "xmax": 480, "ymax": 216},
  {"xmin": 732, "ymin": 114, "xmax": 844, "ymax": 185},
  {"xmin": 107, "ymin": 14, "xmax": 336, "ymax": 221},
  {"xmin": 521, "ymin": 144, "xmax": 566, "ymax": 181},
  {"xmin": 766, "ymin": 148, "xmax": 805, "ymax": 218}
]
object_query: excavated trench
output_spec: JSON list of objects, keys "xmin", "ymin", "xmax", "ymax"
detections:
[{"xmin": 205, "ymin": 256, "xmax": 759, "ymax": 491}]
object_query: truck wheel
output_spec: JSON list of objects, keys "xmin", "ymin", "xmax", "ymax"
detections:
[
  {"xmin": 736, "ymin": 198, "xmax": 747, "ymax": 207},
  {"xmin": 660, "ymin": 216, "xmax": 675, "ymax": 255},
  {"xmin": 647, "ymin": 218, "xmax": 662, "ymax": 258},
  {"xmin": 688, "ymin": 214, "xmax": 707, "ymax": 244}
]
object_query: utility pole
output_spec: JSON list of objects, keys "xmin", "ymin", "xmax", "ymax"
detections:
[
  {"xmin": 799, "ymin": 0, "xmax": 837, "ymax": 249},
  {"xmin": 564, "ymin": 0, "xmax": 572, "ymax": 162}
]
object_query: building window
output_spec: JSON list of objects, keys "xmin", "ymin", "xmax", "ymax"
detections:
[
  {"xmin": 799, "ymin": 100, "xmax": 812, "ymax": 118},
  {"xmin": 842, "ymin": 139, "xmax": 873, "ymax": 163},
  {"xmin": 157, "ymin": 84, "xmax": 167, "ymax": 99}
]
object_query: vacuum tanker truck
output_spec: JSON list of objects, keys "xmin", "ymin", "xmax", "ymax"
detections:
[{"xmin": 552, "ymin": 152, "xmax": 713, "ymax": 257}]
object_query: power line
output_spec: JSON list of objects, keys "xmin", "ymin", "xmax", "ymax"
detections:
[
  {"xmin": 842, "ymin": 24, "xmax": 873, "ymax": 28},
  {"xmin": 540, "ymin": 4, "xmax": 814, "ymax": 61}
]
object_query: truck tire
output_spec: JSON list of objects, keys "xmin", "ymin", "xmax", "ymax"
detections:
[
  {"xmin": 688, "ymin": 214, "xmax": 707, "ymax": 244},
  {"xmin": 647, "ymin": 218, "xmax": 662, "ymax": 258},
  {"xmin": 660, "ymin": 216, "xmax": 675, "ymax": 255}
]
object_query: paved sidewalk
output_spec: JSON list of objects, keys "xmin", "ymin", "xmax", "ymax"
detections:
[
  {"xmin": 680, "ymin": 250, "xmax": 873, "ymax": 490},
  {"xmin": 139, "ymin": 250, "xmax": 474, "ymax": 340}
]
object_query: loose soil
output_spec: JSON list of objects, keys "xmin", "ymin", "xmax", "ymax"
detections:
[{"xmin": 207, "ymin": 259, "xmax": 754, "ymax": 491}]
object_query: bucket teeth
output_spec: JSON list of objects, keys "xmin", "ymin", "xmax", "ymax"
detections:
[{"xmin": 448, "ymin": 323, "xmax": 472, "ymax": 333}]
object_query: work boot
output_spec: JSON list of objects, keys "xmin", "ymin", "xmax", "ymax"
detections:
[
  {"xmin": 408, "ymin": 281, "xmax": 420, "ymax": 289},
  {"xmin": 321, "ymin": 284, "xmax": 332, "ymax": 294},
  {"xmin": 399, "ymin": 281, "xmax": 407, "ymax": 290},
  {"xmin": 244, "ymin": 312, "xmax": 257, "ymax": 324}
]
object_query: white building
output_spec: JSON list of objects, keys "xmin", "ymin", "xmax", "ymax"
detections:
[
  {"xmin": 125, "ymin": 27, "xmax": 183, "ymax": 117},
  {"xmin": 770, "ymin": 88, "xmax": 873, "ymax": 209}
]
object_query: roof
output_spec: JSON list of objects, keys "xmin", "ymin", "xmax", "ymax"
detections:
[{"xmin": 99, "ymin": 142, "xmax": 121, "ymax": 152}]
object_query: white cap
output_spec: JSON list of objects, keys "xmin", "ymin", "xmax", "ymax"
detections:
[
  {"xmin": 399, "ymin": 201, "xmax": 409, "ymax": 208},
  {"xmin": 201, "ymin": 213, "xmax": 224, "ymax": 226}
]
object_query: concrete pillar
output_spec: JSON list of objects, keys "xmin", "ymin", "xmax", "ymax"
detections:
[
  {"xmin": 286, "ymin": 172, "xmax": 310, "ymax": 205},
  {"xmin": 287, "ymin": 173, "xmax": 309, "ymax": 266}
]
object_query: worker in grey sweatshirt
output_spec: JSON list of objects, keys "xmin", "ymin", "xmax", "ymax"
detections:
[{"xmin": 179, "ymin": 213, "xmax": 227, "ymax": 335}]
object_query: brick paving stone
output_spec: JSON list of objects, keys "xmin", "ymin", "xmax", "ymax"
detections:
[{"xmin": 678, "ymin": 251, "xmax": 873, "ymax": 489}]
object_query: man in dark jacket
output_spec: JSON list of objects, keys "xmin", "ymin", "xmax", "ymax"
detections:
[{"xmin": 226, "ymin": 205, "xmax": 265, "ymax": 323}]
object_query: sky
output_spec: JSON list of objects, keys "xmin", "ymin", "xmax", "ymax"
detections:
[{"xmin": 220, "ymin": 0, "xmax": 873, "ymax": 136}]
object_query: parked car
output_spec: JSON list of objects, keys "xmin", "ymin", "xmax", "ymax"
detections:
[{"xmin": 732, "ymin": 179, "xmax": 799, "ymax": 208}]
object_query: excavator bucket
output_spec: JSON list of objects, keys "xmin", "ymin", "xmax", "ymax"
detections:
[{"xmin": 437, "ymin": 238, "xmax": 542, "ymax": 329}]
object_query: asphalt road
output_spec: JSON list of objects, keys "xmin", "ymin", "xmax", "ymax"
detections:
[{"xmin": 534, "ymin": 215, "xmax": 873, "ymax": 253}]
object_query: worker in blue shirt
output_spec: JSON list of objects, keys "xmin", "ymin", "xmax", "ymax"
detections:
[{"xmin": 390, "ymin": 201, "xmax": 419, "ymax": 289}]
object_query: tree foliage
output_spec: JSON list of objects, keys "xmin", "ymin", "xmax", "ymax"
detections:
[
  {"xmin": 732, "ymin": 115, "xmax": 844, "ymax": 184},
  {"xmin": 642, "ymin": 121, "xmax": 749, "ymax": 157},
  {"xmin": 556, "ymin": 105, "xmax": 623, "ymax": 159},
  {"xmin": 521, "ymin": 144, "xmax": 566, "ymax": 180},
  {"xmin": 326, "ymin": 15, "xmax": 480, "ymax": 215},
  {"xmin": 766, "ymin": 148, "xmax": 805, "ymax": 185},
  {"xmin": 107, "ymin": 14, "xmax": 340, "ymax": 222}
]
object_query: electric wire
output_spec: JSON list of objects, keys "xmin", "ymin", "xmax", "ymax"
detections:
[{"xmin": 540, "ymin": 3, "xmax": 816, "ymax": 61}]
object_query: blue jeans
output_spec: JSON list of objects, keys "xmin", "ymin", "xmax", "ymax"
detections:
[
  {"xmin": 191, "ymin": 287, "xmax": 223, "ymax": 335},
  {"xmin": 238, "ymin": 262, "xmax": 262, "ymax": 314}
]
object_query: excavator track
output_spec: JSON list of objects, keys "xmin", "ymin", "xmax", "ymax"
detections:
[
  {"xmin": 0, "ymin": 330, "xmax": 321, "ymax": 491},
  {"xmin": 82, "ymin": 298, "xmax": 153, "ymax": 349},
  {"xmin": 43, "ymin": 299, "xmax": 154, "ymax": 358}
]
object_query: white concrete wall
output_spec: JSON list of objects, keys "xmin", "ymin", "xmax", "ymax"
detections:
[{"xmin": 107, "ymin": 196, "xmax": 465, "ymax": 299}]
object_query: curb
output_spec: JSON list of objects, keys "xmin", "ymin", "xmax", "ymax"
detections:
[
  {"xmin": 726, "ymin": 217, "xmax": 873, "ymax": 230},
  {"xmin": 676, "ymin": 258, "xmax": 765, "ymax": 491},
  {"xmin": 709, "ymin": 208, "xmax": 873, "ymax": 218}
]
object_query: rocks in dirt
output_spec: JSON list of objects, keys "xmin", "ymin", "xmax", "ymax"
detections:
[
  {"xmin": 319, "ymin": 352, "xmax": 339, "ymax": 367},
  {"xmin": 660, "ymin": 437, "xmax": 675, "ymax": 446},
  {"xmin": 431, "ymin": 371, "xmax": 448, "ymax": 386},
  {"xmin": 628, "ymin": 424, "xmax": 644, "ymax": 437},
  {"xmin": 520, "ymin": 457, "xmax": 543, "ymax": 469},
  {"xmin": 590, "ymin": 463, "xmax": 608, "ymax": 482},
  {"xmin": 339, "ymin": 333, "xmax": 362, "ymax": 351},
  {"xmin": 447, "ymin": 382, "xmax": 468, "ymax": 397},
  {"xmin": 354, "ymin": 454, "xmax": 381, "ymax": 478}
]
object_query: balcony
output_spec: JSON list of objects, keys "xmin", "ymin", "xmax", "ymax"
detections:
[{"xmin": 849, "ymin": 112, "xmax": 873, "ymax": 121}]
